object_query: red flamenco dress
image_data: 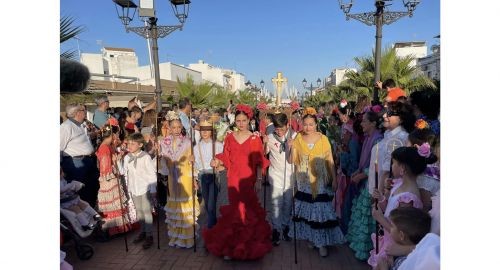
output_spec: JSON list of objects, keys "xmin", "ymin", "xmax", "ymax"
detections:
[{"xmin": 202, "ymin": 133, "xmax": 272, "ymax": 260}]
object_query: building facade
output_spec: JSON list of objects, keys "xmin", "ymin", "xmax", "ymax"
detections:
[
  {"xmin": 325, "ymin": 68, "xmax": 357, "ymax": 87},
  {"xmin": 188, "ymin": 60, "xmax": 246, "ymax": 92},
  {"xmin": 417, "ymin": 44, "xmax": 440, "ymax": 81},
  {"xmin": 393, "ymin": 41, "xmax": 428, "ymax": 67}
]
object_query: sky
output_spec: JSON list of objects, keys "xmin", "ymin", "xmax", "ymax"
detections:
[{"xmin": 60, "ymin": 0, "xmax": 440, "ymax": 95}]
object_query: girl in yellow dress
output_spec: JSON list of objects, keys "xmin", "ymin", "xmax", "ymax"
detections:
[{"xmin": 161, "ymin": 111, "xmax": 200, "ymax": 248}]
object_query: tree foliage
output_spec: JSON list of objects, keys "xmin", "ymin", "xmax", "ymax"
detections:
[{"xmin": 60, "ymin": 16, "xmax": 85, "ymax": 60}]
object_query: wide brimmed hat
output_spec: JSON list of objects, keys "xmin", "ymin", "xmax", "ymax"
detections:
[{"xmin": 199, "ymin": 120, "xmax": 213, "ymax": 131}]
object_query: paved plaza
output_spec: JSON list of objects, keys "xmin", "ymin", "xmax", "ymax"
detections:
[{"xmin": 63, "ymin": 195, "xmax": 370, "ymax": 270}]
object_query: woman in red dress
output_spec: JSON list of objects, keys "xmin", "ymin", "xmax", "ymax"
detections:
[{"xmin": 202, "ymin": 104, "xmax": 272, "ymax": 260}]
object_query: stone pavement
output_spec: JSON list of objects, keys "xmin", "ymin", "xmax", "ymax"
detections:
[{"xmin": 63, "ymin": 188, "xmax": 370, "ymax": 270}]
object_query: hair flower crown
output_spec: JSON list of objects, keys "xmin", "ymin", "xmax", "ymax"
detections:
[
  {"xmin": 304, "ymin": 107, "xmax": 317, "ymax": 116},
  {"xmin": 235, "ymin": 104, "xmax": 253, "ymax": 119},
  {"xmin": 416, "ymin": 142, "xmax": 431, "ymax": 158},
  {"xmin": 166, "ymin": 111, "xmax": 180, "ymax": 121}
]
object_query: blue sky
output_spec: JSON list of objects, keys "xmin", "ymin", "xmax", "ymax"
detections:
[{"xmin": 61, "ymin": 0, "xmax": 440, "ymax": 94}]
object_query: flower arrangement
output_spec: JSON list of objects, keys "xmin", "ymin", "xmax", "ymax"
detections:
[
  {"xmin": 304, "ymin": 107, "xmax": 317, "ymax": 116},
  {"xmin": 235, "ymin": 104, "xmax": 254, "ymax": 119},
  {"xmin": 415, "ymin": 119, "xmax": 430, "ymax": 130}
]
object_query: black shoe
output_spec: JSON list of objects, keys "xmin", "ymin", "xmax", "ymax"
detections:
[
  {"xmin": 282, "ymin": 226, "xmax": 292, "ymax": 241},
  {"xmin": 93, "ymin": 214, "xmax": 103, "ymax": 221},
  {"xmin": 133, "ymin": 232, "xmax": 146, "ymax": 244},
  {"xmin": 272, "ymin": 229, "xmax": 281, "ymax": 246},
  {"xmin": 142, "ymin": 236, "xmax": 154, "ymax": 249}
]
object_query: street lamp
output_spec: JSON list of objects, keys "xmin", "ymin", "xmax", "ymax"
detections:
[
  {"xmin": 337, "ymin": 0, "xmax": 420, "ymax": 104},
  {"xmin": 259, "ymin": 79, "xmax": 265, "ymax": 102},
  {"xmin": 302, "ymin": 78, "xmax": 322, "ymax": 98},
  {"xmin": 112, "ymin": 0, "xmax": 191, "ymax": 110}
]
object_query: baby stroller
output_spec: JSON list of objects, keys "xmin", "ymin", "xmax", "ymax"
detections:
[
  {"xmin": 60, "ymin": 179, "xmax": 101, "ymax": 260},
  {"xmin": 60, "ymin": 212, "xmax": 94, "ymax": 260}
]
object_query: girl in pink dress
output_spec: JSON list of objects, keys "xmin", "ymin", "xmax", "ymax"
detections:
[{"xmin": 368, "ymin": 144, "xmax": 437, "ymax": 269}]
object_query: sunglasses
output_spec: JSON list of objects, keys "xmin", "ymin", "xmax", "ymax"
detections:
[{"xmin": 386, "ymin": 110, "xmax": 400, "ymax": 117}]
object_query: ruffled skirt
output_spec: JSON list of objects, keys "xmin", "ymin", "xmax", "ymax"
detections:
[
  {"xmin": 97, "ymin": 173, "xmax": 135, "ymax": 236},
  {"xmin": 289, "ymin": 191, "xmax": 345, "ymax": 247},
  {"xmin": 164, "ymin": 195, "xmax": 200, "ymax": 248},
  {"xmin": 202, "ymin": 199, "xmax": 272, "ymax": 260},
  {"xmin": 346, "ymin": 183, "xmax": 376, "ymax": 260}
]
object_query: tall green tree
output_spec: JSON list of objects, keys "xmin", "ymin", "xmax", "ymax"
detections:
[
  {"xmin": 60, "ymin": 16, "xmax": 85, "ymax": 60},
  {"xmin": 342, "ymin": 46, "xmax": 436, "ymax": 99},
  {"xmin": 176, "ymin": 76, "xmax": 216, "ymax": 108}
]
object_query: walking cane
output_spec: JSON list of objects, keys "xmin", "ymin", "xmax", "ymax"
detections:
[{"xmin": 190, "ymin": 113, "xmax": 197, "ymax": 252}]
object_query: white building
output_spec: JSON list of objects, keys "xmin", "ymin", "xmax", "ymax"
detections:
[
  {"xmin": 325, "ymin": 68, "xmax": 357, "ymax": 86},
  {"xmin": 80, "ymin": 47, "xmax": 202, "ymax": 85},
  {"xmin": 188, "ymin": 60, "xmax": 246, "ymax": 92},
  {"xmin": 417, "ymin": 44, "xmax": 440, "ymax": 81},
  {"xmin": 393, "ymin": 41, "xmax": 428, "ymax": 67}
]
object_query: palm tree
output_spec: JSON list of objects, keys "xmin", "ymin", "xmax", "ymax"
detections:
[
  {"xmin": 176, "ymin": 76, "xmax": 215, "ymax": 108},
  {"xmin": 236, "ymin": 89, "xmax": 259, "ymax": 107},
  {"xmin": 60, "ymin": 15, "xmax": 85, "ymax": 60},
  {"xmin": 343, "ymin": 46, "xmax": 436, "ymax": 99}
]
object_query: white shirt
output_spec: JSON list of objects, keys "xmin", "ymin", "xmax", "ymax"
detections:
[
  {"xmin": 194, "ymin": 140, "xmax": 223, "ymax": 174},
  {"xmin": 398, "ymin": 233, "xmax": 440, "ymax": 270},
  {"xmin": 266, "ymin": 130, "xmax": 296, "ymax": 189},
  {"xmin": 380, "ymin": 126, "xmax": 408, "ymax": 172},
  {"xmin": 60, "ymin": 119, "xmax": 94, "ymax": 156},
  {"xmin": 118, "ymin": 151, "xmax": 157, "ymax": 196}
]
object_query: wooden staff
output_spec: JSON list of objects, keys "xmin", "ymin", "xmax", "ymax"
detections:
[
  {"xmin": 155, "ymin": 112, "xmax": 161, "ymax": 249},
  {"xmin": 190, "ymin": 112, "xmax": 197, "ymax": 252},
  {"xmin": 374, "ymin": 143, "xmax": 379, "ymax": 254},
  {"xmin": 212, "ymin": 121, "xmax": 217, "ymax": 219},
  {"xmin": 106, "ymin": 119, "xmax": 129, "ymax": 252},
  {"xmin": 286, "ymin": 112, "xmax": 298, "ymax": 264}
]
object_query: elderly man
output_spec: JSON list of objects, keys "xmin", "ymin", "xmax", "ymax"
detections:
[
  {"xmin": 60, "ymin": 103, "xmax": 99, "ymax": 207},
  {"xmin": 93, "ymin": 96, "xmax": 110, "ymax": 129}
]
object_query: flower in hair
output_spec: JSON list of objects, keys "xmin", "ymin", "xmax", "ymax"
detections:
[
  {"xmin": 417, "ymin": 142, "xmax": 431, "ymax": 158},
  {"xmin": 235, "ymin": 104, "xmax": 253, "ymax": 119},
  {"xmin": 256, "ymin": 102, "xmax": 268, "ymax": 111},
  {"xmin": 290, "ymin": 101, "xmax": 300, "ymax": 111},
  {"xmin": 304, "ymin": 107, "xmax": 317, "ymax": 116},
  {"xmin": 340, "ymin": 99, "xmax": 348, "ymax": 108},
  {"xmin": 106, "ymin": 117, "xmax": 119, "ymax": 127},
  {"xmin": 166, "ymin": 111, "xmax": 180, "ymax": 121},
  {"xmin": 371, "ymin": 105, "xmax": 383, "ymax": 113},
  {"xmin": 415, "ymin": 119, "xmax": 430, "ymax": 130}
]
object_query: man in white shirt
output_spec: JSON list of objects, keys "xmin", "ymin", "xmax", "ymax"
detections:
[
  {"xmin": 194, "ymin": 120, "xmax": 223, "ymax": 228},
  {"xmin": 263, "ymin": 113, "xmax": 296, "ymax": 246},
  {"xmin": 118, "ymin": 133, "xmax": 157, "ymax": 249},
  {"xmin": 60, "ymin": 104, "xmax": 99, "ymax": 207},
  {"xmin": 178, "ymin": 98, "xmax": 192, "ymax": 138}
]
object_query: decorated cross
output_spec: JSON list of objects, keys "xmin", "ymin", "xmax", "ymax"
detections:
[{"xmin": 272, "ymin": 72, "xmax": 288, "ymax": 108}]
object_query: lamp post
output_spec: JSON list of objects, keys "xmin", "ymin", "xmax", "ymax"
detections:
[
  {"xmin": 337, "ymin": 0, "xmax": 420, "ymax": 104},
  {"xmin": 112, "ymin": 0, "xmax": 191, "ymax": 110},
  {"xmin": 302, "ymin": 78, "xmax": 322, "ymax": 98}
]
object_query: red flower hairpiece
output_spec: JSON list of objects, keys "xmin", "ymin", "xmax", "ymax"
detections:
[
  {"xmin": 290, "ymin": 101, "xmax": 300, "ymax": 111},
  {"xmin": 106, "ymin": 117, "xmax": 119, "ymax": 127},
  {"xmin": 235, "ymin": 104, "xmax": 254, "ymax": 119}
]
